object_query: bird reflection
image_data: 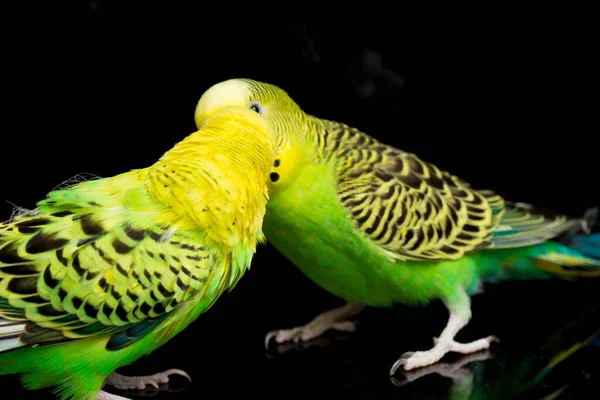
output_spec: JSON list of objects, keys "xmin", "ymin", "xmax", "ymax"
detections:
[
  {"xmin": 266, "ymin": 301, "xmax": 600, "ymax": 399},
  {"xmin": 266, "ymin": 333, "xmax": 353, "ymax": 359}
]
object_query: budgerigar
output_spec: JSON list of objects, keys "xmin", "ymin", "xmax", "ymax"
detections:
[
  {"xmin": 0, "ymin": 107, "xmax": 277, "ymax": 400},
  {"xmin": 193, "ymin": 78, "xmax": 600, "ymax": 375}
]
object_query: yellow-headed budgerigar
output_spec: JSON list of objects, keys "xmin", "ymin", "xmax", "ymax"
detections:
[
  {"xmin": 0, "ymin": 107, "xmax": 277, "ymax": 399},
  {"xmin": 193, "ymin": 78, "xmax": 600, "ymax": 375}
]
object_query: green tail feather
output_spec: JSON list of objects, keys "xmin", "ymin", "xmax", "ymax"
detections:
[
  {"xmin": 474, "ymin": 234, "xmax": 600, "ymax": 284},
  {"xmin": 467, "ymin": 204, "xmax": 600, "ymax": 283}
]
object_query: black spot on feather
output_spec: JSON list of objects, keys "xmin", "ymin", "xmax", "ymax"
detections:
[
  {"xmin": 375, "ymin": 169, "xmax": 394, "ymax": 182},
  {"xmin": 72, "ymin": 254, "xmax": 85, "ymax": 277},
  {"xmin": 140, "ymin": 302, "xmax": 151, "ymax": 316},
  {"xmin": 77, "ymin": 235, "xmax": 102, "ymax": 247},
  {"xmin": 463, "ymin": 224, "xmax": 479, "ymax": 233},
  {"xmin": 125, "ymin": 226, "xmax": 146, "ymax": 241},
  {"xmin": 176, "ymin": 278, "xmax": 188, "ymax": 291},
  {"xmin": 158, "ymin": 283, "xmax": 173, "ymax": 297},
  {"xmin": 43, "ymin": 267, "xmax": 58, "ymax": 289},
  {"xmin": 51, "ymin": 210, "xmax": 74, "ymax": 218},
  {"xmin": 72, "ymin": 297, "xmax": 83, "ymax": 309},
  {"xmin": 98, "ymin": 277, "xmax": 108, "ymax": 291},
  {"xmin": 1, "ymin": 264, "xmax": 38, "ymax": 276},
  {"xmin": 150, "ymin": 231, "xmax": 168, "ymax": 243},
  {"xmin": 112, "ymin": 239, "xmax": 134, "ymax": 254},
  {"xmin": 0, "ymin": 242, "xmax": 29, "ymax": 264},
  {"xmin": 441, "ymin": 245, "xmax": 459, "ymax": 255},
  {"xmin": 37, "ymin": 304, "xmax": 63, "ymax": 317},
  {"xmin": 102, "ymin": 303, "xmax": 114, "ymax": 317},
  {"xmin": 398, "ymin": 171, "xmax": 422, "ymax": 189},
  {"xmin": 116, "ymin": 263, "xmax": 127, "ymax": 277},
  {"xmin": 18, "ymin": 226, "xmax": 39, "ymax": 234},
  {"xmin": 80, "ymin": 214, "xmax": 104, "ymax": 235},
  {"xmin": 111, "ymin": 288, "xmax": 122, "ymax": 302},
  {"xmin": 127, "ymin": 289, "xmax": 139, "ymax": 302},
  {"xmin": 115, "ymin": 304, "xmax": 129, "ymax": 322},
  {"xmin": 15, "ymin": 218, "xmax": 51, "ymax": 228},
  {"xmin": 7, "ymin": 277, "xmax": 38, "ymax": 295},
  {"xmin": 26, "ymin": 232, "xmax": 68, "ymax": 254},
  {"xmin": 153, "ymin": 303, "xmax": 166, "ymax": 315},
  {"xmin": 86, "ymin": 270, "xmax": 100, "ymax": 280},
  {"xmin": 26, "ymin": 295, "xmax": 48, "ymax": 304}
]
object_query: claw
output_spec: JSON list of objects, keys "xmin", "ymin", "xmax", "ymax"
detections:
[
  {"xmin": 264, "ymin": 331, "xmax": 277, "ymax": 349},
  {"xmin": 161, "ymin": 368, "xmax": 192, "ymax": 383},
  {"xmin": 390, "ymin": 352, "xmax": 415, "ymax": 376}
]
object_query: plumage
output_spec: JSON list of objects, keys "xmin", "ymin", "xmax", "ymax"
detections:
[
  {"xmin": 194, "ymin": 78, "xmax": 600, "ymax": 374},
  {"xmin": 0, "ymin": 107, "xmax": 277, "ymax": 399}
]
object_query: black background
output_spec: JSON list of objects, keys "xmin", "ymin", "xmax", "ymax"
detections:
[{"xmin": 1, "ymin": 3, "xmax": 599, "ymax": 399}]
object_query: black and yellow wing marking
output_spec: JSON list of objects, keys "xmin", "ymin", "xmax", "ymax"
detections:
[
  {"xmin": 324, "ymin": 120, "xmax": 505, "ymax": 261},
  {"xmin": 323, "ymin": 121, "xmax": 588, "ymax": 261},
  {"xmin": 0, "ymin": 196, "xmax": 216, "ymax": 350}
]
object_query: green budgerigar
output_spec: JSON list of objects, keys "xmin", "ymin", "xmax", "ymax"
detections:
[
  {"xmin": 193, "ymin": 78, "xmax": 600, "ymax": 375},
  {"xmin": 0, "ymin": 107, "xmax": 277, "ymax": 399}
]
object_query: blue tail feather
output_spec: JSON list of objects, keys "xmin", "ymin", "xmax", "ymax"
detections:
[{"xmin": 570, "ymin": 233, "xmax": 600, "ymax": 260}]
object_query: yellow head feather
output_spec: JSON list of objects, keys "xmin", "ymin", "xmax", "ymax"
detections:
[
  {"xmin": 148, "ymin": 106, "xmax": 278, "ymax": 247},
  {"xmin": 195, "ymin": 79, "xmax": 312, "ymax": 196}
]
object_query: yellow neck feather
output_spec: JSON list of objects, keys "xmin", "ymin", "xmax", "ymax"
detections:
[{"xmin": 147, "ymin": 109, "xmax": 276, "ymax": 248}]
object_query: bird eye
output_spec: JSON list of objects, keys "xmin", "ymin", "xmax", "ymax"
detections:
[{"xmin": 249, "ymin": 101, "xmax": 263, "ymax": 115}]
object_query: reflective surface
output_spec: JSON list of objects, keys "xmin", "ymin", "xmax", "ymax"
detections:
[{"xmin": 2, "ymin": 266, "xmax": 599, "ymax": 399}]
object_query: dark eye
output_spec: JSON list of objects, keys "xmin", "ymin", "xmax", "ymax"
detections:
[{"xmin": 249, "ymin": 101, "xmax": 263, "ymax": 115}]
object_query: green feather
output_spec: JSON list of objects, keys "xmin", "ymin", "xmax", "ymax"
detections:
[{"xmin": 0, "ymin": 106, "xmax": 275, "ymax": 399}]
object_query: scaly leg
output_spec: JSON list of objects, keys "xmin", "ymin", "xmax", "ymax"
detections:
[
  {"xmin": 97, "ymin": 390, "xmax": 131, "ymax": 400},
  {"xmin": 390, "ymin": 293, "xmax": 498, "ymax": 374},
  {"xmin": 104, "ymin": 369, "xmax": 191, "ymax": 391},
  {"xmin": 265, "ymin": 303, "xmax": 365, "ymax": 348}
]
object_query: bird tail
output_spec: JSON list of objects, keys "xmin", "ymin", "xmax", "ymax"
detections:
[
  {"xmin": 477, "ymin": 206, "xmax": 600, "ymax": 282},
  {"xmin": 528, "ymin": 232, "xmax": 600, "ymax": 280}
]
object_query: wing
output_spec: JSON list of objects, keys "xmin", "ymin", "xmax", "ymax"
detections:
[
  {"xmin": 326, "ymin": 120, "xmax": 505, "ymax": 262},
  {"xmin": 325, "ymin": 121, "xmax": 588, "ymax": 261},
  {"xmin": 0, "ymin": 191, "xmax": 216, "ymax": 350},
  {"xmin": 488, "ymin": 202, "xmax": 590, "ymax": 249}
]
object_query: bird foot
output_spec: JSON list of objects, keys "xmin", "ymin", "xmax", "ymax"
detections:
[
  {"xmin": 390, "ymin": 349, "xmax": 494, "ymax": 387},
  {"xmin": 265, "ymin": 320, "xmax": 357, "ymax": 346},
  {"xmin": 265, "ymin": 303, "xmax": 365, "ymax": 348},
  {"xmin": 390, "ymin": 335, "xmax": 499, "ymax": 374},
  {"xmin": 104, "ymin": 369, "xmax": 191, "ymax": 391}
]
